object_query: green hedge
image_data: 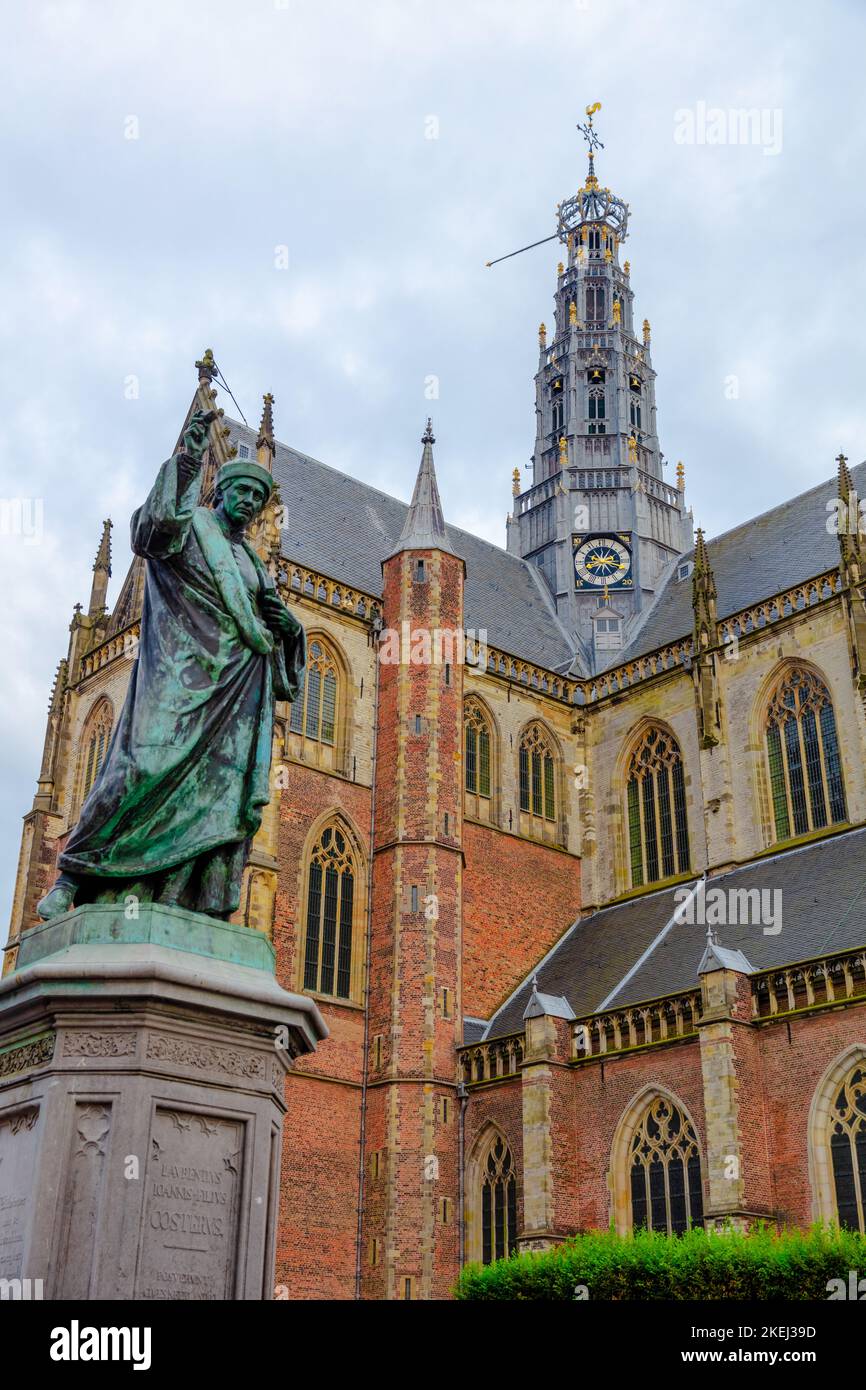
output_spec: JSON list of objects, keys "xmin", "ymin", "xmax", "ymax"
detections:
[{"xmin": 455, "ymin": 1225, "xmax": 866, "ymax": 1300}]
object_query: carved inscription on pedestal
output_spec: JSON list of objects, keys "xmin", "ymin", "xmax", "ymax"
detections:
[
  {"xmin": 135, "ymin": 1108, "xmax": 243, "ymax": 1300},
  {"xmin": 0, "ymin": 1108, "xmax": 39, "ymax": 1281}
]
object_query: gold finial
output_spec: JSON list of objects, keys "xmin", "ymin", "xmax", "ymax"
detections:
[
  {"xmin": 538, "ymin": 322, "xmax": 547, "ymax": 347},
  {"xmin": 195, "ymin": 347, "xmax": 217, "ymax": 384},
  {"xmin": 604, "ymin": 245, "xmax": 612, "ymax": 262},
  {"xmin": 628, "ymin": 434, "xmax": 638, "ymax": 463},
  {"xmin": 557, "ymin": 261, "xmax": 564, "ymax": 275},
  {"xmin": 512, "ymin": 467, "xmax": 521, "ymax": 497},
  {"xmin": 624, "ymin": 259, "xmax": 630, "ymax": 276},
  {"xmin": 569, "ymin": 300, "xmax": 578, "ymax": 327},
  {"xmin": 643, "ymin": 318, "xmax": 651, "ymax": 344},
  {"xmin": 586, "ymin": 101, "xmax": 602, "ymax": 119},
  {"xmin": 558, "ymin": 436, "xmax": 568, "ymax": 467},
  {"xmin": 676, "ymin": 460, "xmax": 685, "ymax": 491},
  {"xmin": 612, "ymin": 299, "xmax": 621, "ymax": 326}
]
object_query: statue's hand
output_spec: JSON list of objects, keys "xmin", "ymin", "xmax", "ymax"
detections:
[
  {"xmin": 261, "ymin": 591, "xmax": 301, "ymax": 638},
  {"xmin": 182, "ymin": 409, "xmax": 217, "ymax": 461}
]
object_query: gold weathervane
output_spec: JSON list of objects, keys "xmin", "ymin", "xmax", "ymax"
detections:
[{"xmin": 485, "ymin": 103, "xmax": 604, "ymax": 268}]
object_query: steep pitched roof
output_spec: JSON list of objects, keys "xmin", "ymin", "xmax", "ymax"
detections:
[
  {"xmin": 226, "ymin": 419, "xmax": 580, "ymax": 673},
  {"xmin": 622, "ymin": 460, "xmax": 866, "ymax": 663},
  {"xmin": 483, "ymin": 827, "xmax": 866, "ymax": 1039}
]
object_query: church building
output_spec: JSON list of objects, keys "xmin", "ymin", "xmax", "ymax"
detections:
[{"xmin": 6, "ymin": 126, "xmax": 866, "ymax": 1300}]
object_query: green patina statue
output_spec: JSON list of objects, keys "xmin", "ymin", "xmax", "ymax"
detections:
[{"xmin": 37, "ymin": 408, "xmax": 305, "ymax": 922}]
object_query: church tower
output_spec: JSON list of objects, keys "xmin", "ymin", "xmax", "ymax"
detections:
[
  {"xmin": 507, "ymin": 106, "xmax": 692, "ymax": 665},
  {"xmin": 362, "ymin": 421, "xmax": 463, "ymax": 1299}
]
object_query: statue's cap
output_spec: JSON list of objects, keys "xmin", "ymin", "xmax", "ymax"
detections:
[{"xmin": 215, "ymin": 459, "xmax": 274, "ymax": 500}]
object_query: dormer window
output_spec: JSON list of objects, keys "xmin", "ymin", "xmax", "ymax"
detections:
[
  {"xmin": 677, "ymin": 560, "xmax": 694, "ymax": 582},
  {"xmin": 238, "ymin": 443, "xmax": 251, "ymax": 459}
]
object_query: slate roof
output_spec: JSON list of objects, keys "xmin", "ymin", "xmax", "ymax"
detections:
[
  {"xmin": 621, "ymin": 460, "xmax": 866, "ymax": 663},
  {"xmin": 226, "ymin": 420, "xmax": 579, "ymax": 674},
  {"xmin": 483, "ymin": 827, "xmax": 866, "ymax": 1039}
]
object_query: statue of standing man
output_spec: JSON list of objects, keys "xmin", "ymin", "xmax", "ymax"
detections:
[{"xmin": 38, "ymin": 408, "xmax": 305, "ymax": 922}]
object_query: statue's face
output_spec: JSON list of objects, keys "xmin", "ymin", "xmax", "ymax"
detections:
[{"xmin": 218, "ymin": 478, "xmax": 269, "ymax": 529}]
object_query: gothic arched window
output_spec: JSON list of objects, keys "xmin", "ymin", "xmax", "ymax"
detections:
[
  {"xmin": 586, "ymin": 283, "xmax": 605, "ymax": 322},
  {"xmin": 626, "ymin": 725, "xmax": 689, "ymax": 887},
  {"xmin": 290, "ymin": 638, "xmax": 339, "ymax": 745},
  {"xmin": 764, "ymin": 667, "xmax": 846, "ymax": 842},
  {"xmin": 629, "ymin": 1096, "xmax": 704, "ymax": 1236},
  {"xmin": 588, "ymin": 387, "xmax": 606, "ymax": 420},
  {"xmin": 302, "ymin": 822, "xmax": 358, "ymax": 999},
  {"xmin": 481, "ymin": 1134, "xmax": 518, "ymax": 1264},
  {"xmin": 828, "ymin": 1059, "xmax": 866, "ymax": 1232},
  {"xmin": 77, "ymin": 698, "xmax": 113, "ymax": 808},
  {"xmin": 519, "ymin": 724, "xmax": 556, "ymax": 826},
  {"xmin": 464, "ymin": 697, "xmax": 492, "ymax": 814}
]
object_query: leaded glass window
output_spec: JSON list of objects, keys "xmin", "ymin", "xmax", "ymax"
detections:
[
  {"xmin": 481, "ymin": 1135, "xmax": 518, "ymax": 1264},
  {"xmin": 764, "ymin": 668, "xmax": 846, "ymax": 842},
  {"xmin": 629, "ymin": 1096, "xmax": 704, "ymax": 1236},
  {"xmin": 290, "ymin": 638, "xmax": 338, "ymax": 745},
  {"xmin": 464, "ymin": 697, "xmax": 492, "ymax": 811},
  {"xmin": 79, "ymin": 699, "xmax": 113, "ymax": 806},
  {"xmin": 303, "ymin": 823, "xmax": 355, "ymax": 999},
  {"xmin": 829, "ymin": 1062, "xmax": 866, "ymax": 1232},
  {"xmin": 627, "ymin": 726, "xmax": 690, "ymax": 887},
  {"xmin": 519, "ymin": 725, "xmax": 556, "ymax": 825}
]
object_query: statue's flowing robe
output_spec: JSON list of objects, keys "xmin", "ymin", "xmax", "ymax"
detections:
[{"xmin": 59, "ymin": 455, "xmax": 305, "ymax": 916}]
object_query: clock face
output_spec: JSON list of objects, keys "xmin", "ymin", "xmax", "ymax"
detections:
[{"xmin": 573, "ymin": 534, "xmax": 633, "ymax": 590}]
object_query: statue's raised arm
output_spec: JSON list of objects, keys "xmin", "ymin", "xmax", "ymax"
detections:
[{"xmin": 131, "ymin": 408, "xmax": 218, "ymax": 559}]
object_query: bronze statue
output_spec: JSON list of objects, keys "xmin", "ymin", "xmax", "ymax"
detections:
[{"xmin": 37, "ymin": 409, "xmax": 305, "ymax": 921}]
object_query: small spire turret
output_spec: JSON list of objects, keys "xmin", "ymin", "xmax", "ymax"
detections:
[{"xmin": 88, "ymin": 518, "xmax": 112, "ymax": 616}]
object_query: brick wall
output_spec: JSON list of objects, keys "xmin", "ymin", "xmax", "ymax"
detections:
[{"xmin": 462, "ymin": 821, "xmax": 581, "ymax": 1020}]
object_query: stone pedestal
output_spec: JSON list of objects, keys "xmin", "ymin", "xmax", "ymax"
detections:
[{"xmin": 0, "ymin": 903, "xmax": 326, "ymax": 1300}]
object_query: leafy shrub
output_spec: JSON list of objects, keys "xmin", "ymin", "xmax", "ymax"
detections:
[{"xmin": 454, "ymin": 1224, "xmax": 866, "ymax": 1300}]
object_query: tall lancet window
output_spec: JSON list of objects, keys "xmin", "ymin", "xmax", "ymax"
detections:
[
  {"xmin": 290, "ymin": 638, "xmax": 339, "ymax": 745},
  {"xmin": 764, "ymin": 667, "xmax": 846, "ymax": 842},
  {"xmin": 519, "ymin": 724, "xmax": 557, "ymax": 826},
  {"xmin": 77, "ymin": 698, "xmax": 113, "ymax": 809},
  {"xmin": 464, "ymin": 697, "xmax": 492, "ymax": 816},
  {"xmin": 828, "ymin": 1059, "xmax": 866, "ymax": 1232},
  {"xmin": 302, "ymin": 822, "xmax": 357, "ymax": 999},
  {"xmin": 586, "ymin": 283, "xmax": 605, "ymax": 323},
  {"xmin": 626, "ymin": 726, "xmax": 689, "ymax": 887},
  {"xmin": 481, "ymin": 1134, "xmax": 518, "ymax": 1265},
  {"xmin": 628, "ymin": 1096, "xmax": 704, "ymax": 1236}
]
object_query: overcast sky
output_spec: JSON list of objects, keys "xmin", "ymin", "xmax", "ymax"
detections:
[{"xmin": 1, "ymin": 0, "xmax": 864, "ymax": 924}]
